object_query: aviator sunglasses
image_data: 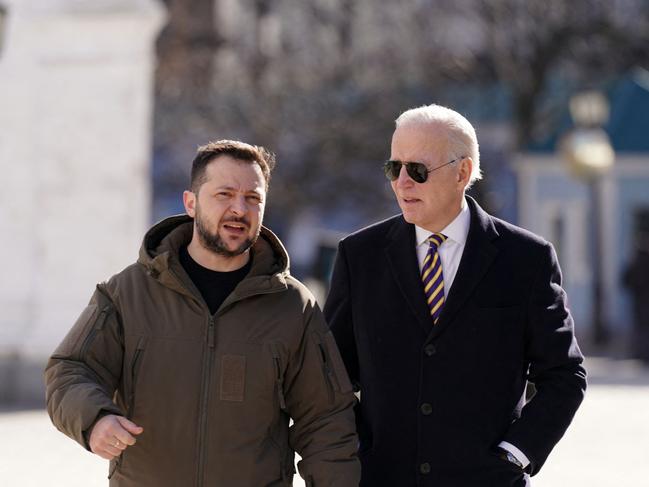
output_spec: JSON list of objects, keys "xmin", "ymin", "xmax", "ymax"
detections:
[{"xmin": 384, "ymin": 157, "xmax": 463, "ymax": 184}]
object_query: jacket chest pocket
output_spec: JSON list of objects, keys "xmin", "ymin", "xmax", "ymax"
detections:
[
  {"xmin": 466, "ymin": 305, "xmax": 526, "ymax": 368},
  {"xmin": 312, "ymin": 331, "xmax": 354, "ymax": 401},
  {"xmin": 109, "ymin": 336, "xmax": 146, "ymax": 480},
  {"xmin": 54, "ymin": 297, "xmax": 115, "ymax": 361},
  {"xmin": 270, "ymin": 342, "xmax": 287, "ymax": 411}
]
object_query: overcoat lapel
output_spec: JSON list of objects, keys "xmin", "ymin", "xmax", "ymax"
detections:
[
  {"xmin": 384, "ymin": 198, "xmax": 500, "ymax": 338},
  {"xmin": 429, "ymin": 197, "xmax": 500, "ymax": 339},
  {"xmin": 385, "ymin": 217, "xmax": 434, "ymax": 334}
]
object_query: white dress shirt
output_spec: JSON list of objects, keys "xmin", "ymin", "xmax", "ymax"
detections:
[
  {"xmin": 415, "ymin": 199, "xmax": 470, "ymax": 291},
  {"xmin": 414, "ymin": 198, "xmax": 530, "ymax": 469}
]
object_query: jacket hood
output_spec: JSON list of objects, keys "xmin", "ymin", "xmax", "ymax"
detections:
[{"xmin": 137, "ymin": 214, "xmax": 291, "ymax": 299}]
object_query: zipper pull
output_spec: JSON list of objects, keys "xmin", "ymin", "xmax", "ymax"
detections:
[
  {"xmin": 207, "ymin": 317, "xmax": 215, "ymax": 348},
  {"xmin": 97, "ymin": 305, "xmax": 112, "ymax": 330}
]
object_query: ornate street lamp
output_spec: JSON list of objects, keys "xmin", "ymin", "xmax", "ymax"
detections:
[{"xmin": 559, "ymin": 90, "xmax": 615, "ymax": 346}]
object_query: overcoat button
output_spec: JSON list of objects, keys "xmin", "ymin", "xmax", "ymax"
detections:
[{"xmin": 424, "ymin": 344, "xmax": 436, "ymax": 356}]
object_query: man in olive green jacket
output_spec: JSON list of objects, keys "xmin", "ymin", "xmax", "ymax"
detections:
[{"xmin": 45, "ymin": 140, "xmax": 360, "ymax": 487}]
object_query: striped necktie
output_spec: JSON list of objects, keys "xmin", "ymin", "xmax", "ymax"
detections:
[{"xmin": 422, "ymin": 233, "xmax": 447, "ymax": 324}]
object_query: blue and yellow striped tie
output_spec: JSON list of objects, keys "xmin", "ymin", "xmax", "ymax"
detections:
[{"xmin": 422, "ymin": 233, "xmax": 447, "ymax": 324}]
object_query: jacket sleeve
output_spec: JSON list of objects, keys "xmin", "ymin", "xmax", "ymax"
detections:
[
  {"xmin": 503, "ymin": 242, "xmax": 587, "ymax": 475},
  {"xmin": 323, "ymin": 241, "xmax": 359, "ymax": 389},
  {"xmin": 284, "ymin": 298, "xmax": 361, "ymax": 487},
  {"xmin": 44, "ymin": 284, "xmax": 124, "ymax": 450}
]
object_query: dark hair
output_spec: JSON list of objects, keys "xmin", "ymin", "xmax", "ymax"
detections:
[{"xmin": 190, "ymin": 140, "xmax": 276, "ymax": 192}]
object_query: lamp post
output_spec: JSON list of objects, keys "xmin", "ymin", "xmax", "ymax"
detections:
[{"xmin": 559, "ymin": 91, "xmax": 615, "ymax": 346}]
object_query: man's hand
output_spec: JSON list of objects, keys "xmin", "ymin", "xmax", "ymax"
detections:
[{"xmin": 89, "ymin": 415, "xmax": 144, "ymax": 460}]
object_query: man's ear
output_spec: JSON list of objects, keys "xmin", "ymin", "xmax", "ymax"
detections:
[
  {"xmin": 458, "ymin": 157, "xmax": 473, "ymax": 186},
  {"xmin": 183, "ymin": 190, "xmax": 197, "ymax": 218}
]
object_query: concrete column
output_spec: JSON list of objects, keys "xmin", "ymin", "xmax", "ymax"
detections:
[{"xmin": 0, "ymin": 0, "xmax": 166, "ymax": 404}]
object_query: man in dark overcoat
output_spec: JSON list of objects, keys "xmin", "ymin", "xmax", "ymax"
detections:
[{"xmin": 324, "ymin": 104, "xmax": 587, "ymax": 486}]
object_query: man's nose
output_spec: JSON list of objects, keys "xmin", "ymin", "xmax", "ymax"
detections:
[
  {"xmin": 395, "ymin": 164, "xmax": 414, "ymax": 187},
  {"xmin": 229, "ymin": 195, "xmax": 247, "ymax": 215}
]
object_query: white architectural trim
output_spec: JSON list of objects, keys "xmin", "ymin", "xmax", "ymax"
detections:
[{"xmin": 538, "ymin": 199, "xmax": 590, "ymax": 285}]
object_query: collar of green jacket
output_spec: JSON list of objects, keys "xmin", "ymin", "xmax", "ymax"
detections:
[{"xmin": 137, "ymin": 214, "xmax": 290, "ymax": 306}]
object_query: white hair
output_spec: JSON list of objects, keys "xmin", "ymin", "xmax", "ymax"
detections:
[{"xmin": 395, "ymin": 104, "xmax": 482, "ymax": 187}]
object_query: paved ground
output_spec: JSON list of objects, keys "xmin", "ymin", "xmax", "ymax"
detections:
[{"xmin": 2, "ymin": 357, "xmax": 648, "ymax": 486}]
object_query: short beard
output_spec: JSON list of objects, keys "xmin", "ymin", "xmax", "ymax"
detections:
[{"xmin": 195, "ymin": 210, "xmax": 258, "ymax": 258}]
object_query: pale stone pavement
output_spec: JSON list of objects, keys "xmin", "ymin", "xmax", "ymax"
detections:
[{"xmin": 2, "ymin": 357, "xmax": 648, "ymax": 487}]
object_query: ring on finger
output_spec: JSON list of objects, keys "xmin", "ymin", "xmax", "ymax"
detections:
[{"xmin": 114, "ymin": 439, "xmax": 120, "ymax": 448}]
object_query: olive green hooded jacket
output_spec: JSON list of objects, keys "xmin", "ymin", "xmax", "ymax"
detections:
[{"xmin": 45, "ymin": 215, "xmax": 360, "ymax": 486}]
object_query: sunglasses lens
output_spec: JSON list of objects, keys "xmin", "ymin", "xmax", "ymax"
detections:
[
  {"xmin": 406, "ymin": 162, "xmax": 428, "ymax": 183},
  {"xmin": 384, "ymin": 161, "xmax": 401, "ymax": 181},
  {"xmin": 384, "ymin": 161, "xmax": 428, "ymax": 183}
]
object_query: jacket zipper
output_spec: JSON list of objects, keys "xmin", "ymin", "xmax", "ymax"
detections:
[
  {"xmin": 196, "ymin": 315, "xmax": 216, "ymax": 487},
  {"xmin": 160, "ymin": 268, "xmax": 216, "ymax": 487},
  {"xmin": 163, "ymin": 268, "xmax": 289, "ymax": 484},
  {"xmin": 127, "ymin": 337, "xmax": 146, "ymax": 417},
  {"xmin": 79, "ymin": 305, "xmax": 112, "ymax": 360},
  {"xmin": 270, "ymin": 343, "xmax": 287, "ymax": 411},
  {"xmin": 269, "ymin": 343, "xmax": 291, "ymax": 482}
]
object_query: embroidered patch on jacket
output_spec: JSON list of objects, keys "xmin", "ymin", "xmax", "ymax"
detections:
[{"xmin": 220, "ymin": 354, "xmax": 246, "ymax": 401}]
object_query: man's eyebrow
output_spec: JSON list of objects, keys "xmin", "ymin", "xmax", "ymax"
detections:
[{"xmin": 213, "ymin": 185, "xmax": 263, "ymax": 195}]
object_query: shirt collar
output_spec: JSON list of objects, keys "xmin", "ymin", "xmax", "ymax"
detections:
[{"xmin": 415, "ymin": 198, "xmax": 471, "ymax": 247}]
